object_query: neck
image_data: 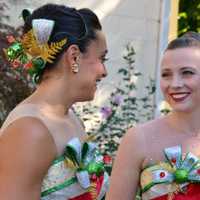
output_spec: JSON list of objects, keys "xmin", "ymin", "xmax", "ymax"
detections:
[
  {"xmin": 167, "ymin": 108, "xmax": 200, "ymax": 135},
  {"xmin": 27, "ymin": 79, "xmax": 76, "ymax": 117}
]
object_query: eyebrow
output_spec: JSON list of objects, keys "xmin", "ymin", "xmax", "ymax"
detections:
[
  {"xmin": 161, "ymin": 66, "xmax": 197, "ymax": 72},
  {"xmin": 180, "ymin": 66, "xmax": 196, "ymax": 70},
  {"xmin": 161, "ymin": 68, "xmax": 171, "ymax": 72}
]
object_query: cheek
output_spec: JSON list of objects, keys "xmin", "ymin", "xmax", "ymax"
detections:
[
  {"xmin": 88, "ymin": 64, "xmax": 102, "ymax": 78},
  {"xmin": 92, "ymin": 62, "xmax": 101, "ymax": 70},
  {"xmin": 160, "ymin": 79, "xmax": 168, "ymax": 93},
  {"xmin": 186, "ymin": 77, "xmax": 200, "ymax": 90}
]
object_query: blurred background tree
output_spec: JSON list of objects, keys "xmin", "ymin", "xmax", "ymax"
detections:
[
  {"xmin": 75, "ymin": 44, "xmax": 156, "ymax": 156},
  {"xmin": 178, "ymin": 0, "xmax": 200, "ymax": 36},
  {"xmin": 0, "ymin": 2, "xmax": 33, "ymax": 126}
]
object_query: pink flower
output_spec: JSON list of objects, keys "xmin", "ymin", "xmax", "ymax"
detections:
[
  {"xmin": 100, "ymin": 106, "xmax": 112, "ymax": 119},
  {"xmin": 12, "ymin": 60, "xmax": 20, "ymax": 68},
  {"xmin": 6, "ymin": 35, "xmax": 16, "ymax": 43}
]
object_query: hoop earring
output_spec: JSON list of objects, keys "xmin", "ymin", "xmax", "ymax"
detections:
[{"xmin": 71, "ymin": 63, "xmax": 79, "ymax": 73}]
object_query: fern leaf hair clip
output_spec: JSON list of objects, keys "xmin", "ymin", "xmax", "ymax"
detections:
[{"xmin": 4, "ymin": 18, "xmax": 67, "ymax": 84}]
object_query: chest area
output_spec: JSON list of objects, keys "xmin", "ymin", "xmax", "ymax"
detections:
[
  {"xmin": 43, "ymin": 117, "xmax": 86, "ymax": 155},
  {"xmin": 144, "ymin": 133, "xmax": 200, "ymax": 164},
  {"xmin": 41, "ymin": 138, "xmax": 109, "ymax": 200},
  {"xmin": 140, "ymin": 145, "xmax": 200, "ymax": 199}
]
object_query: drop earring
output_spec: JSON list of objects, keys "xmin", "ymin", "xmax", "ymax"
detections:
[
  {"xmin": 71, "ymin": 56, "xmax": 80, "ymax": 73},
  {"xmin": 71, "ymin": 62, "xmax": 79, "ymax": 73}
]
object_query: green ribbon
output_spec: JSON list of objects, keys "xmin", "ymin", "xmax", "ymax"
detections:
[
  {"xmin": 41, "ymin": 138, "xmax": 107, "ymax": 197},
  {"xmin": 6, "ymin": 42, "xmax": 23, "ymax": 61},
  {"xmin": 141, "ymin": 145, "xmax": 200, "ymax": 193},
  {"xmin": 5, "ymin": 37, "xmax": 46, "ymax": 84},
  {"xmin": 41, "ymin": 177, "xmax": 77, "ymax": 197},
  {"xmin": 64, "ymin": 138, "xmax": 105, "ymax": 189}
]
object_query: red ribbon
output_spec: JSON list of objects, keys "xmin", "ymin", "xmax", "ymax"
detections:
[
  {"xmin": 69, "ymin": 175, "xmax": 104, "ymax": 200},
  {"xmin": 151, "ymin": 184, "xmax": 200, "ymax": 200}
]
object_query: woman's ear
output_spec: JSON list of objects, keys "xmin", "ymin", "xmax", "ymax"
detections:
[
  {"xmin": 65, "ymin": 45, "xmax": 80, "ymax": 65},
  {"xmin": 63, "ymin": 44, "xmax": 81, "ymax": 73}
]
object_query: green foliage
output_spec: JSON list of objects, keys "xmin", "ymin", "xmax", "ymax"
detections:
[
  {"xmin": 75, "ymin": 43, "xmax": 156, "ymax": 156},
  {"xmin": 178, "ymin": 0, "xmax": 200, "ymax": 36}
]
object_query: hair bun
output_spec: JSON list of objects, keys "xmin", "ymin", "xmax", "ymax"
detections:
[{"xmin": 21, "ymin": 9, "xmax": 32, "ymax": 22}]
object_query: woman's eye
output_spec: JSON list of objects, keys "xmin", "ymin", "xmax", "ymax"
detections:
[
  {"xmin": 182, "ymin": 70, "xmax": 194, "ymax": 76},
  {"xmin": 161, "ymin": 72, "xmax": 171, "ymax": 78}
]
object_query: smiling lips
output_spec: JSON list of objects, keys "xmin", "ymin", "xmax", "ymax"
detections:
[{"xmin": 169, "ymin": 92, "xmax": 191, "ymax": 102}]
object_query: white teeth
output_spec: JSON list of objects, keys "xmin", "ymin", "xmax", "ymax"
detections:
[{"xmin": 171, "ymin": 93, "xmax": 189, "ymax": 99}]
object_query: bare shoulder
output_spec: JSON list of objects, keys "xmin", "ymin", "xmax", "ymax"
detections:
[
  {"xmin": 0, "ymin": 116, "xmax": 57, "ymax": 159},
  {"xmin": 122, "ymin": 118, "xmax": 159, "ymax": 147},
  {"xmin": 134, "ymin": 117, "xmax": 166, "ymax": 140},
  {"xmin": 114, "ymin": 126, "xmax": 146, "ymax": 171},
  {"xmin": 1, "ymin": 116, "xmax": 56, "ymax": 148},
  {"xmin": 106, "ymin": 120, "xmax": 162, "ymax": 199},
  {"xmin": 119, "ymin": 117, "xmax": 166, "ymax": 161},
  {"xmin": 0, "ymin": 117, "xmax": 57, "ymax": 190},
  {"xmin": 121, "ymin": 126, "xmax": 144, "ymax": 154}
]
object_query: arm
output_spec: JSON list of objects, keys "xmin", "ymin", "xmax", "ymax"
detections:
[
  {"xmin": 106, "ymin": 127, "xmax": 145, "ymax": 200},
  {"xmin": 0, "ymin": 117, "xmax": 57, "ymax": 200}
]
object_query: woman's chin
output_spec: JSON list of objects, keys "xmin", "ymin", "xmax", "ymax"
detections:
[
  {"xmin": 77, "ymin": 94, "xmax": 95, "ymax": 102},
  {"xmin": 172, "ymin": 105, "xmax": 194, "ymax": 113}
]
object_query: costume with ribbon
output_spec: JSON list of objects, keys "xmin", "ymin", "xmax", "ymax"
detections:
[
  {"xmin": 138, "ymin": 146, "xmax": 200, "ymax": 200},
  {"xmin": 4, "ymin": 14, "xmax": 110, "ymax": 199},
  {"xmin": 41, "ymin": 137, "xmax": 110, "ymax": 200}
]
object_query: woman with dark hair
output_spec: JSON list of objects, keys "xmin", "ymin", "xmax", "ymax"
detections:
[
  {"xmin": 0, "ymin": 3, "xmax": 109, "ymax": 200},
  {"xmin": 106, "ymin": 32, "xmax": 200, "ymax": 200}
]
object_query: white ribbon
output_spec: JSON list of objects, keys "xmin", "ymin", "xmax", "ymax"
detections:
[{"xmin": 32, "ymin": 19, "xmax": 55, "ymax": 45}]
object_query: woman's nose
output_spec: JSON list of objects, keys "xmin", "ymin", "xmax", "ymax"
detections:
[{"xmin": 171, "ymin": 76, "xmax": 183, "ymax": 88}]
